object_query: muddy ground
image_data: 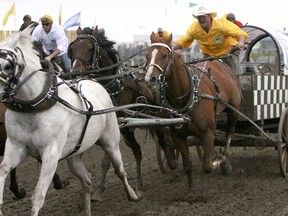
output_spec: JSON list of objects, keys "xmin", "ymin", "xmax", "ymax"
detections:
[{"xmin": 1, "ymin": 128, "xmax": 288, "ymax": 216}]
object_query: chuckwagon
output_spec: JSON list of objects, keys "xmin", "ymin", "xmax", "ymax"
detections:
[{"xmin": 233, "ymin": 25, "xmax": 288, "ymax": 177}]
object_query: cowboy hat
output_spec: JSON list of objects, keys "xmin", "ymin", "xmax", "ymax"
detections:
[{"xmin": 192, "ymin": 6, "xmax": 217, "ymax": 19}]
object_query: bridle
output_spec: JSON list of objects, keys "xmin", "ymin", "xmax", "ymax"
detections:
[
  {"xmin": 0, "ymin": 47, "xmax": 25, "ymax": 89},
  {"xmin": 145, "ymin": 42, "xmax": 174, "ymax": 80},
  {"xmin": 145, "ymin": 42, "xmax": 196, "ymax": 113},
  {"xmin": 69, "ymin": 34, "xmax": 100, "ymax": 70},
  {"xmin": 0, "ymin": 46, "xmax": 58, "ymax": 112}
]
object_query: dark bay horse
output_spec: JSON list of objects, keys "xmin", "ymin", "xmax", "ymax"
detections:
[
  {"xmin": 145, "ymin": 32, "xmax": 242, "ymax": 188},
  {"xmin": 68, "ymin": 27, "xmax": 177, "ymax": 193}
]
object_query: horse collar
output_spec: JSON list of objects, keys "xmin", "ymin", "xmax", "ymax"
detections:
[{"xmin": 2, "ymin": 61, "xmax": 58, "ymax": 112}]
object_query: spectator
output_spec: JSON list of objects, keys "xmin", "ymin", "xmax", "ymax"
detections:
[
  {"xmin": 31, "ymin": 14, "xmax": 71, "ymax": 72},
  {"xmin": 226, "ymin": 13, "xmax": 243, "ymax": 27},
  {"xmin": 155, "ymin": 27, "xmax": 170, "ymax": 39},
  {"xmin": 19, "ymin": 14, "xmax": 38, "ymax": 31},
  {"xmin": 172, "ymin": 6, "xmax": 248, "ymax": 75}
]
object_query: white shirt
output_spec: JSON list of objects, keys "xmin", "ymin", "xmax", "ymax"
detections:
[{"xmin": 31, "ymin": 23, "xmax": 69, "ymax": 56}]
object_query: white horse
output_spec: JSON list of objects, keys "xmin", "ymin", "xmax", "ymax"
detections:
[{"xmin": 0, "ymin": 27, "xmax": 141, "ymax": 216}]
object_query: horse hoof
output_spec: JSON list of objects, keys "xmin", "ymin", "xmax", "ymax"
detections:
[
  {"xmin": 133, "ymin": 188, "xmax": 144, "ymax": 202},
  {"xmin": 61, "ymin": 179, "xmax": 70, "ymax": 189},
  {"xmin": 54, "ymin": 179, "xmax": 70, "ymax": 190},
  {"xmin": 91, "ymin": 189, "xmax": 104, "ymax": 202},
  {"xmin": 14, "ymin": 188, "xmax": 26, "ymax": 199},
  {"xmin": 168, "ymin": 160, "xmax": 178, "ymax": 170},
  {"xmin": 221, "ymin": 160, "xmax": 232, "ymax": 175}
]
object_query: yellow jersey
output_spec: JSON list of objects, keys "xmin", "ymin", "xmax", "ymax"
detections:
[
  {"xmin": 155, "ymin": 30, "xmax": 170, "ymax": 39},
  {"xmin": 177, "ymin": 17, "xmax": 248, "ymax": 57}
]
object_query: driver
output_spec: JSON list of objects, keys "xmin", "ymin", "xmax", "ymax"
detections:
[
  {"xmin": 31, "ymin": 14, "xmax": 71, "ymax": 73},
  {"xmin": 172, "ymin": 6, "xmax": 248, "ymax": 75}
]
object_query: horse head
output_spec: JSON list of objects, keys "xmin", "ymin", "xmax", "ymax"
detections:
[
  {"xmin": 0, "ymin": 28, "xmax": 42, "ymax": 99},
  {"xmin": 144, "ymin": 32, "xmax": 173, "ymax": 104},
  {"xmin": 0, "ymin": 28, "xmax": 57, "ymax": 111},
  {"xmin": 68, "ymin": 26, "xmax": 100, "ymax": 72},
  {"xmin": 69, "ymin": 26, "xmax": 118, "ymax": 76},
  {"xmin": 145, "ymin": 32, "xmax": 173, "ymax": 85}
]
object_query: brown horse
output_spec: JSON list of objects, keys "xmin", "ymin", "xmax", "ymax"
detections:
[
  {"xmin": 144, "ymin": 32, "xmax": 242, "ymax": 188},
  {"xmin": 68, "ymin": 27, "xmax": 177, "ymax": 195}
]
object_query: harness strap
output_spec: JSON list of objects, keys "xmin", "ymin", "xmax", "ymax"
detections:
[{"xmin": 3, "ymin": 62, "xmax": 58, "ymax": 112}]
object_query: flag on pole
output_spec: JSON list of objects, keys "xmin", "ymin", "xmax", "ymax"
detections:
[
  {"xmin": 189, "ymin": 2, "xmax": 197, "ymax": 8},
  {"xmin": 58, "ymin": 5, "xmax": 62, "ymax": 25},
  {"xmin": 2, "ymin": 3, "xmax": 15, "ymax": 26},
  {"xmin": 62, "ymin": 12, "xmax": 81, "ymax": 30}
]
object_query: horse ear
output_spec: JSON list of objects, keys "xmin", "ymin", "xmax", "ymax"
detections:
[
  {"xmin": 167, "ymin": 33, "xmax": 173, "ymax": 44},
  {"xmin": 92, "ymin": 26, "xmax": 98, "ymax": 37},
  {"xmin": 150, "ymin": 32, "xmax": 156, "ymax": 42},
  {"xmin": 76, "ymin": 27, "xmax": 82, "ymax": 35}
]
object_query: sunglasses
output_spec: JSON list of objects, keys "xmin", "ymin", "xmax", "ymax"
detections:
[
  {"xmin": 197, "ymin": 14, "xmax": 209, "ymax": 19},
  {"xmin": 42, "ymin": 23, "xmax": 50, "ymax": 26}
]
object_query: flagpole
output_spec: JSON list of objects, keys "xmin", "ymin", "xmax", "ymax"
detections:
[{"xmin": 14, "ymin": 6, "xmax": 16, "ymax": 30}]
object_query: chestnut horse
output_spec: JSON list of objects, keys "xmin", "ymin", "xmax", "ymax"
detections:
[
  {"xmin": 68, "ymin": 27, "xmax": 177, "ymax": 193},
  {"xmin": 145, "ymin": 33, "xmax": 242, "ymax": 188}
]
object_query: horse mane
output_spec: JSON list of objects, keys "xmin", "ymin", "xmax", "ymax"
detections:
[
  {"xmin": 94, "ymin": 28, "xmax": 119, "ymax": 64},
  {"xmin": 0, "ymin": 26, "xmax": 40, "ymax": 59}
]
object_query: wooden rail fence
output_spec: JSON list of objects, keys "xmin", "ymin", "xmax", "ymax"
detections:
[{"xmin": 0, "ymin": 30, "xmax": 77, "ymax": 43}]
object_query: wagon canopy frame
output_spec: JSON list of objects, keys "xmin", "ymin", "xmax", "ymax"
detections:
[{"xmin": 240, "ymin": 25, "xmax": 288, "ymax": 75}]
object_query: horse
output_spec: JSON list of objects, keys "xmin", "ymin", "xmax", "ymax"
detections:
[
  {"xmin": 0, "ymin": 27, "xmax": 141, "ymax": 216},
  {"xmin": 144, "ymin": 32, "xmax": 242, "ymax": 188},
  {"xmin": 68, "ymin": 26, "xmax": 178, "ymax": 193}
]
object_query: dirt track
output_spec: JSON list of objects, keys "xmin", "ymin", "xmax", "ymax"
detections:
[{"xmin": 1, "ymin": 128, "xmax": 288, "ymax": 216}]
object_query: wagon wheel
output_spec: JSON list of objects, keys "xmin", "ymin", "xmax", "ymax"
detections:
[
  {"xmin": 277, "ymin": 108, "xmax": 288, "ymax": 177},
  {"xmin": 155, "ymin": 142, "xmax": 179, "ymax": 174}
]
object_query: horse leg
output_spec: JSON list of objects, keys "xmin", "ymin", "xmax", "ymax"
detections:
[
  {"xmin": 91, "ymin": 153, "xmax": 111, "ymax": 202},
  {"xmin": 170, "ymin": 131, "xmax": 193, "ymax": 188},
  {"xmin": 9, "ymin": 168, "xmax": 26, "ymax": 199},
  {"xmin": 155, "ymin": 128, "xmax": 178, "ymax": 170},
  {"xmin": 66, "ymin": 154, "xmax": 92, "ymax": 216},
  {"xmin": 31, "ymin": 148, "xmax": 60, "ymax": 216},
  {"xmin": 202, "ymin": 128, "xmax": 229, "ymax": 174},
  {"xmin": 52, "ymin": 172, "xmax": 70, "ymax": 190},
  {"xmin": 99, "ymin": 138, "xmax": 142, "ymax": 201},
  {"xmin": 219, "ymin": 109, "xmax": 239, "ymax": 175},
  {"xmin": 223, "ymin": 109, "xmax": 238, "ymax": 157},
  {"xmin": 0, "ymin": 140, "xmax": 27, "ymax": 215},
  {"xmin": 120, "ymin": 127, "xmax": 143, "ymax": 188},
  {"xmin": 202, "ymin": 129, "xmax": 219, "ymax": 174}
]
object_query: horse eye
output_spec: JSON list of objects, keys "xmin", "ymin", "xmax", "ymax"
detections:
[
  {"xmin": 3, "ymin": 62, "xmax": 14, "ymax": 73},
  {"xmin": 162, "ymin": 54, "xmax": 168, "ymax": 59}
]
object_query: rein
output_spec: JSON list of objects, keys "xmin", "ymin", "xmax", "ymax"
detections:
[{"xmin": 62, "ymin": 47, "xmax": 149, "ymax": 78}]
